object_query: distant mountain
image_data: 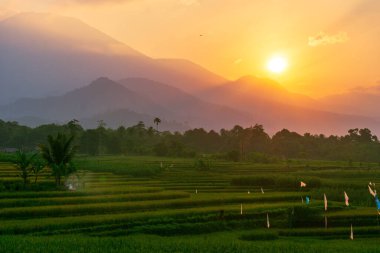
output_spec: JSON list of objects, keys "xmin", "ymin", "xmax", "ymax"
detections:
[
  {"xmin": 319, "ymin": 89, "xmax": 380, "ymax": 119},
  {"xmin": 0, "ymin": 77, "xmax": 252, "ymax": 130},
  {"xmin": 201, "ymin": 76, "xmax": 319, "ymax": 109},
  {"xmin": 198, "ymin": 76, "xmax": 380, "ymax": 134},
  {"xmin": 0, "ymin": 77, "xmax": 168, "ymax": 121},
  {"xmin": 80, "ymin": 109, "xmax": 189, "ymax": 131},
  {"xmin": 0, "ymin": 12, "xmax": 226, "ymax": 103},
  {"xmin": 119, "ymin": 78, "xmax": 252, "ymax": 129}
]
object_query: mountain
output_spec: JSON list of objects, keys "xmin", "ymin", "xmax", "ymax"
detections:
[
  {"xmin": 119, "ymin": 77, "xmax": 252, "ymax": 129},
  {"xmin": 0, "ymin": 77, "xmax": 252, "ymax": 130},
  {"xmin": 198, "ymin": 76, "xmax": 380, "ymax": 135},
  {"xmin": 80, "ymin": 109, "xmax": 189, "ymax": 131},
  {"xmin": 0, "ymin": 12, "xmax": 226, "ymax": 103},
  {"xmin": 0, "ymin": 77, "xmax": 168, "ymax": 121},
  {"xmin": 319, "ymin": 89, "xmax": 380, "ymax": 119},
  {"xmin": 201, "ymin": 76, "xmax": 319, "ymax": 109}
]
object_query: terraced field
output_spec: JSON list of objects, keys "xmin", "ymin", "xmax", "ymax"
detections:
[{"xmin": 0, "ymin": 156, "xmax": 380, "ymax": 252}]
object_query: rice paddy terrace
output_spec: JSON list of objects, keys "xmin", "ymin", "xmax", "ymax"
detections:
[{"xmin": 1, "ymin": 156, "xmax": 380, "ymax": 252}]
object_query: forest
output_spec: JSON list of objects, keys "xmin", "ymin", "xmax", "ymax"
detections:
[{"xmin": 1, "ymin": 119, "xmax": 379, "ymax": 163}]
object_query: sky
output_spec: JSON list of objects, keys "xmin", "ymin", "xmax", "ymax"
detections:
[{"xmin": 1, "ymin": 0, "xmax": 380, "ymax": 97}]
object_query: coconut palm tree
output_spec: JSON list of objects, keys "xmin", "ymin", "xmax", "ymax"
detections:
[
  {"xmin": 31, "ymin": 158, "xmax": 46, "ymax": 184},
  {"xmin": 14, "ymin": 150, "xmax": 36, "ymax": 186},
  {"xmin": 40, "ymin": 133, "xmax": 77, "ymax": 186},
  {"xmin": 154, "ymin": 117, "xmax": 161, "ymax": 132}
]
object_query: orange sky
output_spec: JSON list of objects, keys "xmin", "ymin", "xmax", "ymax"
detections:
[{"xmin": 1, "ymin": 0, "xmax": 380, "ymax": 97}]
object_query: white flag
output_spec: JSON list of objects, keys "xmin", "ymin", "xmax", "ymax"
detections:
[
  {"xmin": 350, "ymin": 224, "xmax": 354, "ymax": 240},
  {"xmin": 261, "ymin": 187, "xmax": 264, "ymax": 194},
  {"xmin": 368, "ymin": 185, "xmax": 376, "ymax": 197},
  {"xmin": 267, "ymin": 213, "xmax": 270, "ymax": 228},
  {"xmin": 344, "ymin": 191, "xmax": 349, "ymax": 206},
  {"xmin": 324, "ymin": 194, "xmax": 328, "ymax": 211},
  {"xmin": 300, "ymin": 181, "xmax": 307, "ymax": 187},
  {"xmin": 240, "ymin": 203, "xmax": 243, "ymax": 215}
]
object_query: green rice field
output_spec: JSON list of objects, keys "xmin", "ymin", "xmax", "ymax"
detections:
[{"xmin": 1, "ymin": 156, "xmax": 380, "ymax": 252}]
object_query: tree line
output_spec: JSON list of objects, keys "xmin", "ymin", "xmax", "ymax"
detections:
[{"xmin": 1, "ymin": 119, "xmax": 380, "ymax": 163}]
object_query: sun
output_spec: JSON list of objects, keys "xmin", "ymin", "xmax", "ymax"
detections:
[{"xmin": 266, "ymin": 56, "xmax": 288, "ymax": 74}]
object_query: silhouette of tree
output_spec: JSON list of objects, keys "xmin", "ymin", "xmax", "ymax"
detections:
[
  {"xmin": 154, "ymin": 117, "xmax": 161, "ymax": 131},
  {"xmin": 40, "ymin": 133, "xmax": 77, "ymax": 186},
  {"xmin": 14, "ymin": 150, "xmax": 36, "ymax": 185}
]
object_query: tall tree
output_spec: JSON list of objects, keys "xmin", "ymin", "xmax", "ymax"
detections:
[
  {"xmin": 40, "ymin": 133, "xmax": 77, "ymax": 186},
  {"xmin": 154, "ymin": 117, "xmax": 161, "ymax": 131},
  {"xmin": 31, "ymin": 158, "xmax": 46, "ymax": 184}
]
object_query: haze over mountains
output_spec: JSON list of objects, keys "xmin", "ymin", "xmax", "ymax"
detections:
[
  {"xmin": 0, "ymin": 12, "xmax": 379, "ymax": 135},
  {"xmin": 0, "ymin": 12, "xmax": 225, "ymax": 103}
]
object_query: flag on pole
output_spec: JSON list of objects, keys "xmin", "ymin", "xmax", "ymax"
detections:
[
  {"xmin": 240, "ymin": 203, "xmax": 243, "ymax": 215},
  {"xmin": 369, "ymin": 185, "xmax": 377, "ymax": 197},
  {"xmin": 324, "ymin": 194, "xmax": 328, "ymax": 211},
  {"xmin": 350, "ymin": 224, "xmax": 354, "ymax": 240},
  {"xmin": 375, "ymin": 196, "xmax": 380, "ymax": 211},
  {"xmin": 267, "ymin": 213, "xmax": 270, "ymax": 228},
  {"xmin": 344, "ymin": 191, "xmax": 349, "ymax": 206},
  {"xmin": 261, "ymin": 187, "xmax": 265, "ymax": 194},
  {"xmin": 300, "ymin": 181, "xmax": 307, "ymax": 187},
  {"xmin": 306, "ymin": 196, "xmax": 310, "ymax": 205}
]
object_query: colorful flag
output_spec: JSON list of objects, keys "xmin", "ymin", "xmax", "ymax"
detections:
[
  {"xmin": 261, "ymin": 187, "xmax": 265, "ymax": 194},
  {"xmin": 375, "ymin": 196, "xmax": 380, "ymax": 210},
  {"xmin": 306, "ymin": 196, "xmax": 310, "ymax": 205},
  {"xmin": 300, "ymin": 181, "xmax": 307, "ymax": 187},
  {"xmin": 350, "ymin": 224, "xmax": 354, "ymax": 240},
  {"xmin": 368, "ymin": 185, "xmax": 376, "ymax": 197},
  {"xmin": 267, "ymin": 213, "xmax": 270, "ymax": 228},
  {"xmin": 344, "ymin": 191, "xmax": 349, "ymax": 206},
  {"xmin": 324, "ymin": 194, "xmax": 328, "ymax": 211}
]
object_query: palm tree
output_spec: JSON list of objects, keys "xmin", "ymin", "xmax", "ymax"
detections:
[
  {"xmin": 40, "ymin": 133, "xmax": 77, "ymax": 186},
  {"xmin": 154, "ymin": 117, "xmax": 161, "ymax": 132},
  {"xmin": 31, "ymin": 158, "xmax": 46, "ymax": 184},
  {"xmin": 14, "ymin": 150, "xmax": 36, "ymax": 185}
]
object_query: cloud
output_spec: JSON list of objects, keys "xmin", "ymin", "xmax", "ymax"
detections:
[{"xmin": 308, "ymin": 31, "xmax": 349, "ymax": 47}]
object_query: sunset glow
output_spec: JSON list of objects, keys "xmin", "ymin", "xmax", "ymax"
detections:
[{"xmin": 267, "ymin": 56, "xmax": 288, "ymax": 74}]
